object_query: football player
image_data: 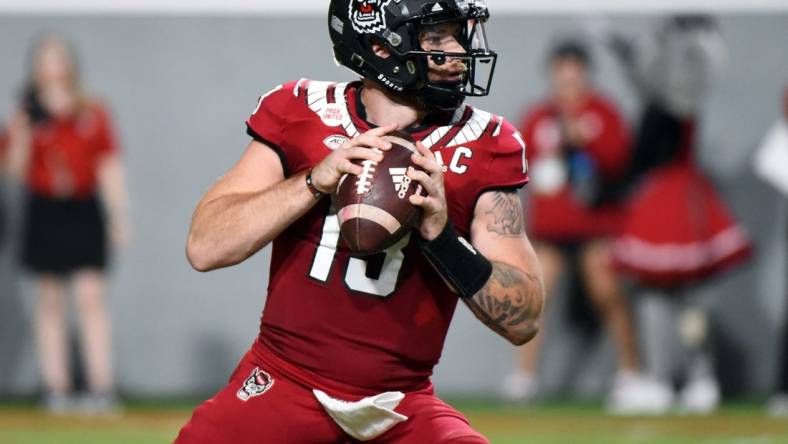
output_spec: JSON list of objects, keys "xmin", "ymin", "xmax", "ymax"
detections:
[{"xmin": 176, "ymin": 1, "xmax": 543, "ymax": 443}]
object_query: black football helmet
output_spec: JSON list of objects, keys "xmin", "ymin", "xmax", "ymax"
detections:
[{"xmin": 328, "ymin": 0, "xmax": 497, "ymax": 111}]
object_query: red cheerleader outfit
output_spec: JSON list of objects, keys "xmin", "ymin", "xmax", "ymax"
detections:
[{"xmin": 612, "ymin": 118, "xmax": 752, "ymax": 287}]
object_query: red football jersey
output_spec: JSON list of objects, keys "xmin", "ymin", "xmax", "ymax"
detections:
[{"xmin": 245, "ymin": 79, "xmax": 528, "ymax": 394}]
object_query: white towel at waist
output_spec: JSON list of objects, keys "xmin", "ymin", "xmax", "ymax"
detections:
[{"xmin": 312, "ymin": 389, "xmax": 409, "ymax": 441}]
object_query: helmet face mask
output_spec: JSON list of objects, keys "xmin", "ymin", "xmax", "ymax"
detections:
[
  {"xmin": 409, "ymin": 17, "xmax": 497, "ymax": 109},
  {"xmin": 329, "ymin": 0, "xmax": 498, "ymax": 111}
]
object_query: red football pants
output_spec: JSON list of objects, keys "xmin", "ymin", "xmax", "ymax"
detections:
[{"xmin": 174, "ymin": 346, "xmax": 490, "ymax": 444}]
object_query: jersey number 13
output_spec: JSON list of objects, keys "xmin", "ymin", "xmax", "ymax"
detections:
[{"xmin": 308, "ymin": 208, "xmax": 410, "ymax": 298}]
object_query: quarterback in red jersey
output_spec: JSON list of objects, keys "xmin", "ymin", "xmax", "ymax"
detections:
[{"xmin": 176, "ymin": 1, "xmax": 543, "ymax": 443}]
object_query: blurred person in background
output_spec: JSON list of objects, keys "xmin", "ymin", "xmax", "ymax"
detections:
[
  {"xmin": 0, "ymin": 35, "xmax": 129, "ymax": 414},
  {"xmin": 608, "ymin": 16, "xmax": 752, "ymax": 414},
  {"xmin": 502, "ymin": 38, "xmax": 648, "ymax": 413},
  {"xmin": 754, "ymin": 87, "xmax": 788, "ymax": 416}
]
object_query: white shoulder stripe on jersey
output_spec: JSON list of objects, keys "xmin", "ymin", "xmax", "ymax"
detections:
[
  {"xmin": 307, "ymin": 80, "xmax": 333, "ymax": 106},
  {"xmin": 419, "ymin": 105, "xmax": 468, "ymax": 149},
  {"xmin": 446, "ymin": 108, "xmax": 492, "ymax": 147},
  {"xmin": 512, "ymin": 131, "xmax": 528, "ymax": 174},
  {"xmin": 306, "ymin": 80, "xmax": 358, "ymax": 137},
  {"xmin": 333, "ymin": 82, "xmax": 359, "ymax": 138},
  {"xmin": 492, "ymin": 117, "xmax": 504, "ymax": 137},
  {"xmin": 421, "ymin": 126, "xmax": 450, "ymax": 149},
  {"xmin": 293, "ymin": 78, "xmax": 308, "ymax": 97}
]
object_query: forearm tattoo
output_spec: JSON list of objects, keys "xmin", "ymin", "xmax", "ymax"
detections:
[
  {"xmin": 485, "ymin": 191, "xmax": 524, "ymax": 237},
  {"xmin": 463, "ymin": 260, "xmax": 542, "ymax": 341}
]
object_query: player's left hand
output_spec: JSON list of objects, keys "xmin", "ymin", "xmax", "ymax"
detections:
[{"xmin": 407, "ymin": 141, "xmax": 448, "ymax": 241}]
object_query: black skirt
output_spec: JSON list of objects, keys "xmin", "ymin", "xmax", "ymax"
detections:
[{"xmin": 21, "ymin": 192, "xmax": 108, "ymax": 274}]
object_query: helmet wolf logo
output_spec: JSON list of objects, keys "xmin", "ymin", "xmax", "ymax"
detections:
[{"xmin": 349, "ymin": 0, "xmax": 393, "ymax": 34}]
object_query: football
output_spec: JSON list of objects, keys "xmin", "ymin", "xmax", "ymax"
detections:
[{"xmin": 335, "ymin": 131, "xmax": 426, "ymax": 255}]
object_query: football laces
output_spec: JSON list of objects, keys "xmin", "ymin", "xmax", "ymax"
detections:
[{"xmin": 354, "ymin": 148, "xmax": 381, "ymax": 194}]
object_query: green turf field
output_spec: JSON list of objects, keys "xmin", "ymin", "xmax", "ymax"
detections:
[{"xmin": 1, "ymin": 401, "xmax": 787, "ymax": 444}]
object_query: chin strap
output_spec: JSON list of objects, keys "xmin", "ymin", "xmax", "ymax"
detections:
[{"xmin": 420, "ymin": 82, "xmax": 465, "ymax": 112}]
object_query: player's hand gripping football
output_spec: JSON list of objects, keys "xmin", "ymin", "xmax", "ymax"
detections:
[
  {"xmin": 310, "ymin": 124, "xmax": 397, "ymax": 194},
  {"xmin": 407, "ymin": 142, "xmax": 448, "ymax": 241}
]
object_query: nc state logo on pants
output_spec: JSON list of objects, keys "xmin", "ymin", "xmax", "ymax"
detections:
[{"xmin": 236, "ymin": 367, "xmax": 274, "ymax": 401}]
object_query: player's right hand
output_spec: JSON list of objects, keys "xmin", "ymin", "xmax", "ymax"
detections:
[{"xmin": 310, "ymin": 123, "xmax": 397, "ymax": 194}]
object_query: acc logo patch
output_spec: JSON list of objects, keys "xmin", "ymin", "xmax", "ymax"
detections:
[
  {"xmin": 236, "ymin": 367, "xmax": 274, "ymax": 401},
  {"xmin": 324, "ymin": 134, "xmax": 350, "ymax": 150},
  {"xmin": 349, "ymin": 0, "xmax": 392, "ymax": 34}
]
